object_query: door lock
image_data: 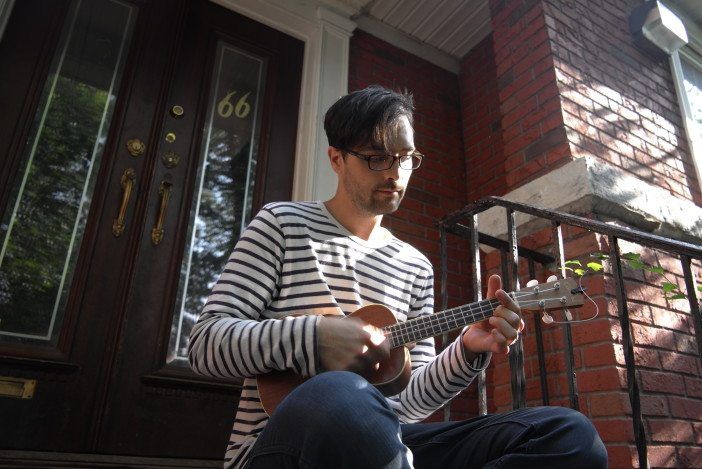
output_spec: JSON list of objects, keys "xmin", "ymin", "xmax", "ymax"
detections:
[{"xmin": 126, "ymin": 138, "xmax": 145, "ymax": 157}]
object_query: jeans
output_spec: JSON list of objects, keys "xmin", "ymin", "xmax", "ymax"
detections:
[{"xmin": 246, "ymin": 371, "xmax": 608, "ymax": 469}]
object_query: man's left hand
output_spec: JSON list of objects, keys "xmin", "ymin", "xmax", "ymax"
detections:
[{"xmin": 462, "ymin": 274, "xmax": 524, "ymax": 356}]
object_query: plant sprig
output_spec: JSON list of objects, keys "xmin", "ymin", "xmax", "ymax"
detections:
[{"xmin": 564, "ymin": 252, "xmax": 701, "ymax": 301}]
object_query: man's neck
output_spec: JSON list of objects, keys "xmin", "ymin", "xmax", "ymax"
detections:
[{"xmin": 323, "ymin": 198, "xmax": 383, "ymax": 241}]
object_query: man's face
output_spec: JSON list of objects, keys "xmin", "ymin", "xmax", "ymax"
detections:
[{"xmin": 338, "ymin": 115, "xmax": 415, "ymax": 216}]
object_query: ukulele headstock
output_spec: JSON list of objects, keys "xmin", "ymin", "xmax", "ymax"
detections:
[{"xmin": 517, "ymin": 277, "xmax": 585, "ymax": 312}]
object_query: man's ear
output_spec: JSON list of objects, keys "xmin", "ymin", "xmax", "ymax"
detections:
[{"xmin": 328, "ymin": 147, "xmax": 344, "ymax": 175}]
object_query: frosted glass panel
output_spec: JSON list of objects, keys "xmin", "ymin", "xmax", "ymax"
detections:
[
  {"xmin": 167, "ymin": 42, "xmax": 267, "ymax": 364},
  {"xmin": 0, "ymin": 0, "xmax": 135, "ymax": 343}
]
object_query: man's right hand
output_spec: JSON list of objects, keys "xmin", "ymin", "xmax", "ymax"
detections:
[{"xmin": 317, "ymin": 316, "xmax": 390, "ymax": 374}]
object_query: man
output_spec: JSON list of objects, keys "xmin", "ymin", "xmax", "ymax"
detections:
[{"xmin": 188, "ymin": 85, "xmax": 607, "ymax": 468}]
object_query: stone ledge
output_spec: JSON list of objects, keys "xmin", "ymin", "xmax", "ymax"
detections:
[{"xmin": 474, "ymin": 157, "xmax": 702, "ymax": 246}]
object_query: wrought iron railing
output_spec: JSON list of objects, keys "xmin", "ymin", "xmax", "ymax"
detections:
[{"xmin": 438, "ymin": 196, "xmax": 702, "ymax": 469}]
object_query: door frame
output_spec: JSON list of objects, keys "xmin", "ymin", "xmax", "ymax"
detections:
[{"xmin": 212, "ymin": 0, "xmax": 356, "ymax": 202}]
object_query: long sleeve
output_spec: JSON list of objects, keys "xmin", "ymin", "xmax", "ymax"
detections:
[
  {"xmin": 387, "ymin": 273, "xmax": 490, "ymax": 423},
  {"xmin": 188, "ymin": 207, "xmax": 321, "ymax": 379}
]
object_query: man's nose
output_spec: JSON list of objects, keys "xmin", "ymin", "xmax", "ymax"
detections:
[{"xmin": 382, "ymin": 157, "xmax": 403, "ymax": 180}]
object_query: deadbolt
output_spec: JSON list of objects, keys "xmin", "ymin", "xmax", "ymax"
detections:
[
  {"xmin": 126, "ymin": 138, "xmax": 145, "ymax": 157},
  {"xmin": 162, "ymin": 151, "xmax": 180, "ymax": 168},
  {"xmin": 170, "ymin": 105, "xmax": 184, "ymax": 118}
]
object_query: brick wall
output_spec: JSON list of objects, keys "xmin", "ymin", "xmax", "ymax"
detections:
[
  {"xmin": 459, "ymin": 34, "xmax": 506, "ymax": 202},
  {"xmin": 542, "ymin": 0, "xmax": 701, "ymax": 203},
  {"xmin": 349, "ymin": 0, "xmax": 702, "ymax": 465},
  {"xmin": 479, "ymin": 2, "xmax": 702, "ymax": 465},
  {"xmin": 488, "ymin": 0, "xmax": 571, "ymax": 191}
]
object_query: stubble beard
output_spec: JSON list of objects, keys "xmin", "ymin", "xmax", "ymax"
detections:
[{"xmin": 348, "ymin": 183, "xmax": 405, "ymax": 216}]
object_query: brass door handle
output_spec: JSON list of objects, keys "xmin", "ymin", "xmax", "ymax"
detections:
[
  {"xmin": 112, "ymin": 168, "xmax": 136, "ymax": 237},
  {"xmin": 151, "ymin": 181, "xmax": 172, "ymax": 245}
]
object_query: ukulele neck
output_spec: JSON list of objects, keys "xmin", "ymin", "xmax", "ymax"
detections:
[{"xmin": 382, "ymin": 298, "xmax": 500, "ymax": 348}]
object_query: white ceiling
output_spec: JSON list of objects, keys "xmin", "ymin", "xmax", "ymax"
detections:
[
  {"xmin": 333, "ymin": 0, "xmax": 702, "ymax": 71},
  {"xmin": 344, "ymin": 0, "xmax": 491, "ymax": 60}
]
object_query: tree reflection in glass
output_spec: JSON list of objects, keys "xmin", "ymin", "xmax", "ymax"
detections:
[
  {"xmin": 168, "ymin": 44, "xmax": 265, "ymax": 364},
  {"xmin": 0, "ymin": 0, "xmax": 134, "ymax": 344}
]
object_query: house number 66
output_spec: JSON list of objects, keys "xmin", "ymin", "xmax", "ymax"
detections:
[{"xmin": 217, "ymin": 90, "xmax": 252, "ymax": 119}]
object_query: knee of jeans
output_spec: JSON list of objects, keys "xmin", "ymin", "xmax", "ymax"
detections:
[
  {"xmin": 552, "ymin": 407, "xmax": 608, "ymax": 467},
  {"xmin": 279, "ymin": 371, "xmax": 396, "ymax": 440}
]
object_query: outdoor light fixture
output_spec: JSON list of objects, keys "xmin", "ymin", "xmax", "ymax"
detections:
[{"xmin": 629, "ymin": 0, "xmax": 688, "ymax": 58}]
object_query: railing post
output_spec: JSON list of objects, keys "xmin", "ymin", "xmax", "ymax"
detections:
[
  {"xmin": 468, "ymin": 214, "xmax": 487, "ymax": 415},
  {"xmin": 529, "ymin": 258, "xmax": 550, "ymax": 406},
  {"xmin": 551, "ymin": 221, "xmax": 579, "ymax": 410},
  {"xmin": 680, "ymin": 255, "xmax": 702, "ymax": 361},
  {"xmin": 506, "ymin": 209, "xmax": 525, "ymax": 409},
  {"xmin": 610, "ymin": 236, "xmax": 648, "ymax": 468},
  {"xmin": 439, "ymin": 226, "xmax": 451, "ymax": 422}
]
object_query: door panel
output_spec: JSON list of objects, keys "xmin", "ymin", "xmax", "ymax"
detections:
[
  {"xmin": 0, "ymin": 0, "xmax": 148, "ymax": 451},
  {"xmin": 1, "ymin": 0, "xmax": 302, "ymax": 461},
  {"xmin": 95, "ymin": 1, "xmax": 303, "ymax": 457}
]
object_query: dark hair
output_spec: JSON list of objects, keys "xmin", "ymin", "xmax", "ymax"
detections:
[{"xmin": 324, "ymin": 85, "xmax": 414, "ymax": 152}]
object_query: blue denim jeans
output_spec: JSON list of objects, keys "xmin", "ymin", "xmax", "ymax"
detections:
[{"xmin": 246, "ymin": 371, "xmax": 607, "ymax": 469}]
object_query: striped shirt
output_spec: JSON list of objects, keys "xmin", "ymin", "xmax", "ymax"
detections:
[{"xmin": 188, "ymin": 201, "xmax": 488, "ymax": 468}]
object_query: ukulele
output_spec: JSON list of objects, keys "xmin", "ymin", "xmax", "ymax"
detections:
[{"xmin": 257, "ymin": 277, "xmax": 585, "ymax": 416}]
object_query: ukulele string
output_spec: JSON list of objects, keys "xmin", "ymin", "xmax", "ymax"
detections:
[{"xmin": 383, "ymin": 281, "xmax": 596, "ymax": 345}]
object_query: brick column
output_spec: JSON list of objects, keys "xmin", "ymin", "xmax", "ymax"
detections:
[{"xmin": 472, "ymin": 1, "xmax": 702, "ymax": 467}]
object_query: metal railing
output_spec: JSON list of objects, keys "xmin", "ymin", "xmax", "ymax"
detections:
[{"xmin": 438, "ymin": 196, "xmax": 702, "ymax": 468}]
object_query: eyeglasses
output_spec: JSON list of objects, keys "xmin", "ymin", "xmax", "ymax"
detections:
[{"xmin": 341, "ymin": 148, "xmax": 424, "ymax": 171}]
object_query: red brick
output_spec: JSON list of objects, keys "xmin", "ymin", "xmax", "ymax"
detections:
[
  {"xmin": 640, "ymin": 370, "xmax": 686, "ymax": 395},
  {"xmin": 640, "ymin": 394, "xmax": 669, "ymax": 417},
  {"xmin": 593, "ymin": 418, "xmax": 635, "ymax": 442},
  {"xmin": 648, "ymin": 445, "xmax": 680, "ymax": 468},
  {"xmin": 588, "ymin": 392, "xmax": 631, "ymax": 417},
  {"xmin": 679, "ymin": 446, "xmax": 702, "ymax": 469},
  {"xmin": 605, "ymin": 444, "xmax": 636, "ymax": 469},
  {"xmin": 577, "ymin": 367, "xmax": 624, "ymax": 392},
  {"xmin": 649, "ymin": 420, "xmax": 695, "ymax": 443},
  {"xmin": 669, "ymin": 396, "xmax": 702, "ymax": 420}
]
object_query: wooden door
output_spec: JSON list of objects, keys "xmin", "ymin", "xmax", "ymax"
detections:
[{"xmin": 0, "ymin": 0, "xmax": 302, "ymax": 462}]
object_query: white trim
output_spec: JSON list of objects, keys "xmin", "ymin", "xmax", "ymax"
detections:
[
  {"xmin": 210, "ymin": 0, "xmax": 356, "ymax": 202},
  {"xmin": 670, "ymin": 50, "xmax": 702, "ymax": 196}
]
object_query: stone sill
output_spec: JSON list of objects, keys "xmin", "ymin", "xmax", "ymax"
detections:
[{"xmin": 474, "ymin": 157, "xmax": 702, "ymax": 248}]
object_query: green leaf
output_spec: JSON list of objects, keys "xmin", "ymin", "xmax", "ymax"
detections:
[
  {"xmin": 625, "ymin": 259, "xmax": 646, "ymax": 270},
  {"xmin": 662, "ymin": 282, "xmax": 678, "ymax": 293},
  {"xmin": 574, "ymin": 268, "xmax": 586, "ymax": 277},
  {"xmin": 565, "ymin": 260, "xmax": 582, "ymax": 266},
  {"xmin": 586, "ymin": 262, "xmax": 603, "ymax": 272},
  {"xmin": 621, "ymin": 252, "xmax": 641, "ymax": 261},
  {"xmin": 590, "ymin": 252, "xmax": 610, "ymax": 260},
  {"xmin": 645, "ymin": 266, "xmax": 665, "ymax": 275},
  {"xmin": 667, "ymin": 293, "xmax": 687, "ymax": 300},
  {"xmin": 697, "ymin": 285, "xmax": 702, "ymax": 292}
]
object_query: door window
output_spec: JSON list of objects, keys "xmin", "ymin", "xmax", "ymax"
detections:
[
  {"xmin": 0, "ymin": 0, "xmax": 135, "ymax": 344},
  {"xmin": 167, "ymin": 41, "xmax": 267, "ymax": 364}
]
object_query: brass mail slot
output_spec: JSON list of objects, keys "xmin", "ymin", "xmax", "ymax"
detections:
[{"xmin": 0, "ymin": 376, "xmax": 36, "ymax": 399}]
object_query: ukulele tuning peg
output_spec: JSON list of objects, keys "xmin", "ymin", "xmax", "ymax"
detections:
[
  {"xmin": 541, "ymin": 312, "xmax": 554, "ymax": 324},
  {"xmin": 526, "ymin": 279, "xmax": 539, "ymax": 287},
  {"xmin": 546, "ymin": 275, "xmax": 558, "ymax": 283}
]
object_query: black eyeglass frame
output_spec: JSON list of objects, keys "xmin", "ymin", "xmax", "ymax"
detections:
[{"xmin": 340, "ymin": 148, "xmax": 424, "ymax": 171}]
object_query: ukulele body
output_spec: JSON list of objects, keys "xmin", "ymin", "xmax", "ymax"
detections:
[{"xmin": 257, "ymin": 304, "xmax": 411, "ymax": 416}]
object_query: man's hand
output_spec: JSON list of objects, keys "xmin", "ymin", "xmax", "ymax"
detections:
[
  {"xmin": 317, "ymin": 316, "xmax": 390, "ymax": 374},
  {"xmin": 462, "ymin": 274, "xmax": 524, "ymax": 357}
]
